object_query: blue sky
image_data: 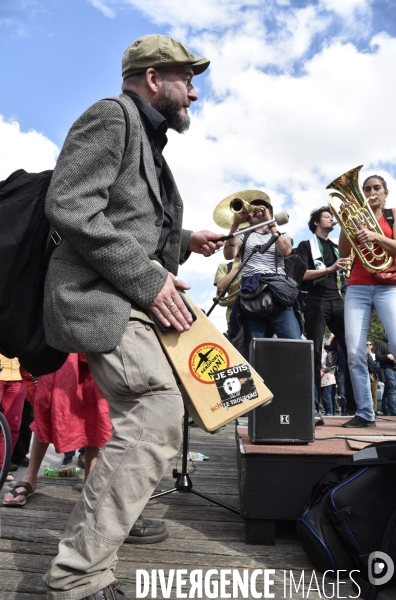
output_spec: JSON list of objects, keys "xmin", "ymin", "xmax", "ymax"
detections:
[{"xmin": 1, "ymin": 0, "xmax": 396, "ymax": 331}]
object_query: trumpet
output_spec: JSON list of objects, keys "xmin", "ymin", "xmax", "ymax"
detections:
[
  {"xmin": 326, "ymin": 165, "xmax": 393, "ymax": 273},
  {"xmin": 230, "ymin": 197, "xmax": 263, "ymax": 216}
]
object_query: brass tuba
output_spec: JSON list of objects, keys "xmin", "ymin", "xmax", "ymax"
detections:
[
  {"xmin": 213, "ymin": 189, "xmax": 272, "ymax": 230},
  {"xmin": 326, "ymin": 165, "xmax": 393, "ymax": 273}
]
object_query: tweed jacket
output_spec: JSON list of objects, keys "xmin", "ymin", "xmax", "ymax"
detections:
[{"xmin": 44, "ymin": 94, "xmax": 192, "ymax": 353}]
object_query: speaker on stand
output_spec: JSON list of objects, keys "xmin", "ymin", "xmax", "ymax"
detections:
[{"xmin": 248, "ymin": 338, "xmax": 315, "ymax": 444}]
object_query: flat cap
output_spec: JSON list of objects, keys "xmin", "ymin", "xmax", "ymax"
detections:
[{"xmin": 122, "ymin": 34, "xmax": 210, "ymax": 79}]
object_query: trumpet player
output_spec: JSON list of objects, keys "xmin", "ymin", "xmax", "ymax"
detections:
[
  {"xmin": 224, "ymin": 195, "xmax": 301, "ymax": 355},
  {"xmin": 340, "ymin": 175, "xmax": 396, "ymax": 428}
]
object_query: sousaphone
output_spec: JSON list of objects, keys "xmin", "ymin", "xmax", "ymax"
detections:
[{"xmin": 213, "ymin": 189, "xmax": 272, "ymax": 230}]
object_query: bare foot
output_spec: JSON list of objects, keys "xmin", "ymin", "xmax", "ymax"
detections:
[{"xmin": 3, "ymin": 480, "xmax": 36, "ymax": 505}]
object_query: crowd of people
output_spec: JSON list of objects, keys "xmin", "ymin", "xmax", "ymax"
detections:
[{"xmin": 0, "ymin": 32, "xmax": 395, "ymax": 600}]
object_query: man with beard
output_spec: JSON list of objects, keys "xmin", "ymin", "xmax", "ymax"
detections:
[
  {"xmin": 42, "ymin": 35, "xmax": 223, "ymax": 600},
  {"xmin": 297, "ymin": 207, "xmax": 356, "ymax": 415}
]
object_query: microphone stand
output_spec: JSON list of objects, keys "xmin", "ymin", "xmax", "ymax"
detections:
[{"xmin": 150, "ymin": 407, "xmax": 240, "ymax": 514}]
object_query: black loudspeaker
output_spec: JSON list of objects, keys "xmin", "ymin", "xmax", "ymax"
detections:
[{"xmin": 248, "ymin": 339, "xmax": 315, "ymax": 444}]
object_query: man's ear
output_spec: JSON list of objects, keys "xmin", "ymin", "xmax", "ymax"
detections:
[{"xmin": 145, "ymin": 68, "xmax": 161, "ymax": 94}]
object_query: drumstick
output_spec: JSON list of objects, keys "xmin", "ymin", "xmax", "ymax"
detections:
[{"xmin": 208, "ymin": 211, "xmax": 289, "ymax": 243}]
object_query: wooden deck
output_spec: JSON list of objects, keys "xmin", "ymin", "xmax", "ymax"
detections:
[{"xmin": 1, "ymin": 422, "xmax": 395, "ymax": 599}]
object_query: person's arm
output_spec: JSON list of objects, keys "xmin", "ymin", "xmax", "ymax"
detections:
[
  {"xmin": 273, "ymin": 232, "xmax": 293, "ymax": 257},
  {"xmin": 259, "ymin": 206, "xmax": 291, "ymax": 257},
  {"xmin": 338, "ymin": 228, "xmax": 352, "ymax": 258},
  {"xmin": 216, "ymin": 260, "xmax": 242, "ymax": 293},
  {"xmin": 324, "ymin": 333, "xmax": 336, "ymax": 351},
  {"xmin": 223, "ymin": 212, "xmax": 245, "ymax": 260},
  {"xmin": 375, "ymin": 341, "xmax": 388, "ymax": 364},
  {"xmin": 302, "ymin": 257, "xmax": 350, "ymax": 281}
]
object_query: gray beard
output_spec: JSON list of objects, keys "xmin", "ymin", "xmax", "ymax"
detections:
[{"xmin": 156, "ymin": 83, "xmax": 190, "ymax": 134}]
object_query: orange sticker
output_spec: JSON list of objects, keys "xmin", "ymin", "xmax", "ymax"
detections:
[{"xmin": 189, "ymin": 343, "xmax": 230, "ymax": 384}]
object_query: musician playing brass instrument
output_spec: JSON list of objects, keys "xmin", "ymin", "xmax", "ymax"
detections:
[
  {"xmin": 223, "ymin": 192, "xmax": 301, "ymax": 354},
  {"xmin": 337, "ymin": 173, "xmax": 396, "ymax": 428}
]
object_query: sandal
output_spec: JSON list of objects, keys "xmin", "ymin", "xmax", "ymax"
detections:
[
  {"xmin": 6, "ymin": 474, "xmax": 15, "ymax": 482},
  {"xmin": 3, "ymin": 481, "xmax": 35, "ymax": 507}
]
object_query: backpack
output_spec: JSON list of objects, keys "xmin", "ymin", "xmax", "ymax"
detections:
[
  {"xmin": 296, "ymin": 441, "xmax": 396, "ymax": 599},
  {"xmin": 326, "ymin": 348, "xmax": 338, "ymax": 369},
  {"xmin": 0, "ymin": 98, "xmax": 130, "ymax": 377}
]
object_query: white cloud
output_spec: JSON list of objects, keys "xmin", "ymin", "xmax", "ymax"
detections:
[
  {"xmin": 87, "ymin": 0, "xmax": 116, "ymax": 18},
  {"xmin": 88, "ymin": 0, "xmax": 262, "ymax": 29},
  {"xmin": 0, "ymin": 116, "xmax": 58, "ymax": 180},
  {"xmin": 319, "ymin": 0, "xmax": 369, "ymax": 18}
]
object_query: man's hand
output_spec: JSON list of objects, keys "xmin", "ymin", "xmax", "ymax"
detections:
[
  {"xmin": 189, "ymin": 230, "xmax": 224, "ymax": 256},
  {"xmin": 328, "ymin": 258, "xmax": 351, "ymax": 272},
  {"xmin": 149, "ymin": 273, "xmax": 192, "ymax": 332}
]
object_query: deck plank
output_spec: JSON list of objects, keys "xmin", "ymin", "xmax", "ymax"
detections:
[{"xmin": 1, "ymin": 422, "xmax": 395, "ymax": 599}]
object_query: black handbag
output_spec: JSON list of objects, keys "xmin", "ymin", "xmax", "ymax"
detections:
[
  {"xmin": 239, "ymin": 283, "xmax": 274, "ymax": 318},
  {"xmin": 265, "ymin": 274, "xmax": 299, "ymax": 306}
]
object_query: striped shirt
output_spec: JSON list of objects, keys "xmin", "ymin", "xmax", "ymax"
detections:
[{"xmin": 241, "ymin": 230, "xmax": 287, "ymax": 277}]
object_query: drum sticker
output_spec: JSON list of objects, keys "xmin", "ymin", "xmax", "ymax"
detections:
[
  {"xmin": 189, "ymin": 343, "xmax": 230, "ymax": 384},
  {"xmin": 213, "ymin": 364, "xmax": 258, "ymax": 409}
]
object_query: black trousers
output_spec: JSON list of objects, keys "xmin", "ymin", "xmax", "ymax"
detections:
[
  {"xmin": 304, "ymin": 296, "xmax": 356, "ymax": 413},
  {"xmin": 11, "ymin": 399, "xmax": 34, "ymax": 464}
]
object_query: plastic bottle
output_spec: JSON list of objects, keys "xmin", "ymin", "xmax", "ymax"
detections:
[
  {"xmin": 188, "ymin": 452, "xmax": 209, "ymax": 461},
  {"xmin": 44, "ymin": 465, "xmax": 81, "ymax": 477}
]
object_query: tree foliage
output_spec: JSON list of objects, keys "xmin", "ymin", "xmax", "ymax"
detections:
[{"xmin": 368, "ymin": 310, "xmax": 384, "ymax": 348}]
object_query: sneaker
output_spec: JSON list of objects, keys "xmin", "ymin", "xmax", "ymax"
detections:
[
  {"xmin": 82, "ymin": 581, "xmax": 130, "ymax": 599},
  {"xmin": 342, "ymin": 415, "xmax": 376, "ymax": 428},
  {"xmin": 314, "ymin": 410, "xmax": 324, "ymax": 427},
  {"xmin": 61, "ymin": 456, "xmax": 74, "ymax": 467}
]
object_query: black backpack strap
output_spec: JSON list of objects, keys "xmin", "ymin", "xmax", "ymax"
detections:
[{"xmin": 383, "ymin": 207, "xmax": 394, "ymax": 227}]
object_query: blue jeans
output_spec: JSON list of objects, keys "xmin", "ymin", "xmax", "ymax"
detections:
[
  {"xmin": 382, "ymin": 368, "xmax": 396, "ymax": 416},
  {"xmin": 345, "ymin": 285, "xmax": 396, "ymax": 421},
  {"xmin": 336, "ymin": 370, "xmax": 347, "ymax": 414},
  {"xmin": 243, "ymin": 304, "xmax": 301, "ymax": 356},
  {"xmin": 322, "ymin": 384, "xmax": 335, "ymax": 415}
]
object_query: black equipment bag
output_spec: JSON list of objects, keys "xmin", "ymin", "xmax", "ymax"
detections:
[
  {"xmin": 0, "ymin": 98, "xmax": 130, "ymax": 377},
  {"xmin": 297, "ymin": 442, "xmax": 396, "ymax": 599},
  {"xmin": 0, "ymin": 169, "xmax": 68, "ymax": 376}
]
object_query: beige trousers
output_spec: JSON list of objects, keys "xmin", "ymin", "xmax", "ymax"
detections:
[{"xmin": 44, "ymin": 319, "xmax": 183, "ymax": 599}]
